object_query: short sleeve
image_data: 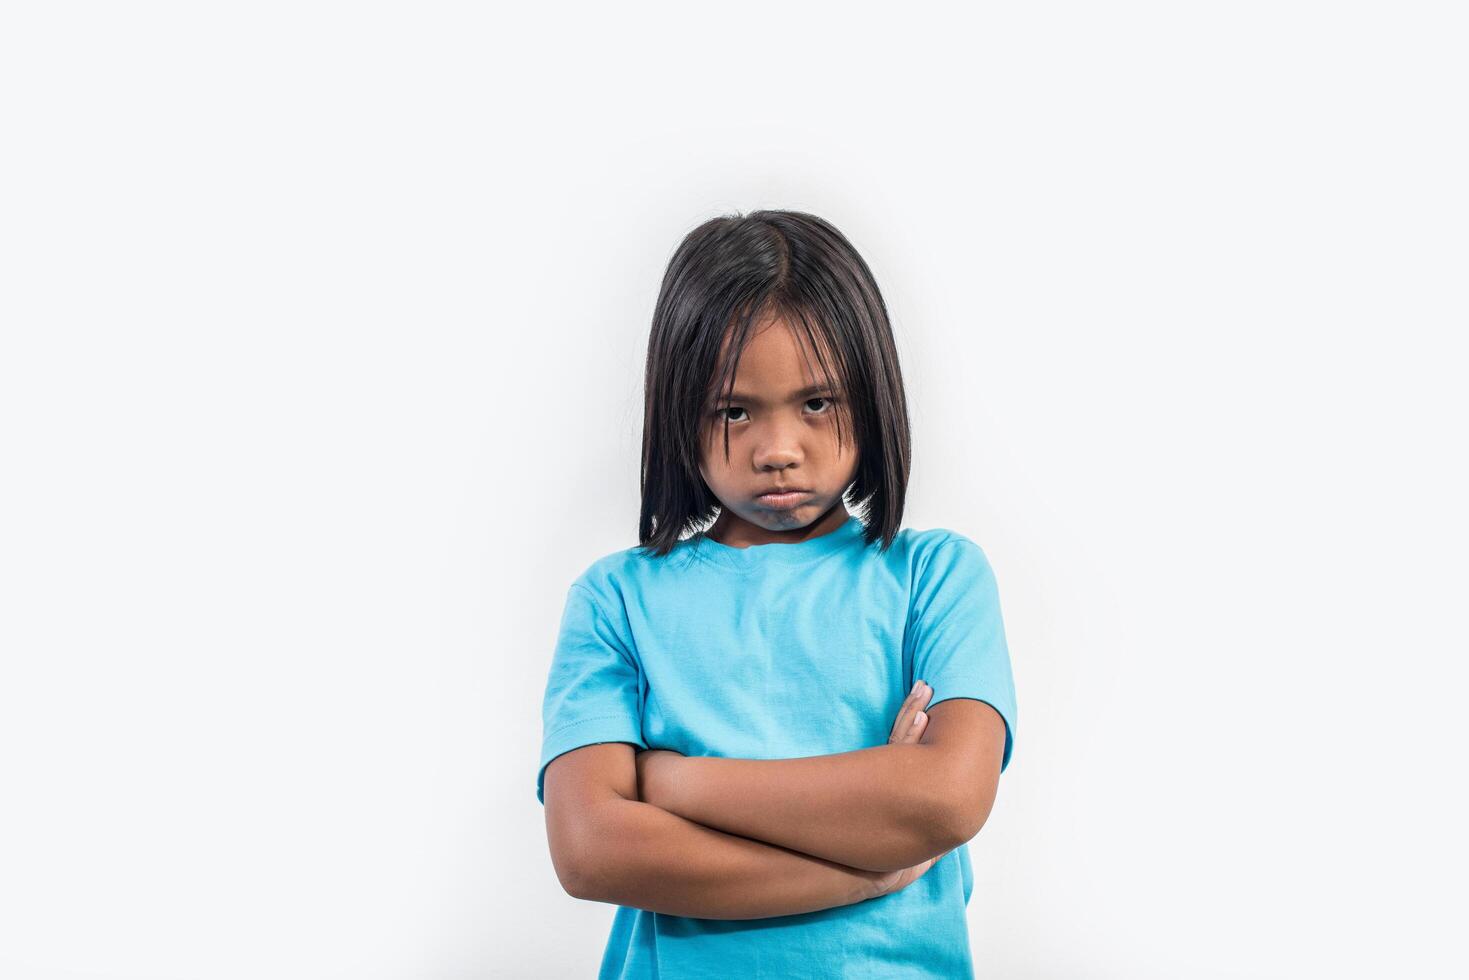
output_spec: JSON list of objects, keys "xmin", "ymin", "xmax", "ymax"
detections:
[
  {"xmin": 907, "ymin": 538, "xmax": 1018, "ymax": 773},
  {"xmin": 536, "ymin": 582, "xmax": 647, "ymax": 804}
]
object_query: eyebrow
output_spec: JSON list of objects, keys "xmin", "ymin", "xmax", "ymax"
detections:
[{"xmin": 708, "ymin": 383, "xmax": 840, "ymax": 407}]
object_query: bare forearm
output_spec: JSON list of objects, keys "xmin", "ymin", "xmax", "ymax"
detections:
[
  {"xmin": 576, "ymin": 796, "xmax": 884, "ymax": 920},
  {"xmin": 645, "ymin": 744, "xmax": 956, "ymax": 873}
]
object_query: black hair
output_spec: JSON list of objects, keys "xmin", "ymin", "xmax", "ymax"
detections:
[{"xmin": 636, "ymin": 209, "xmax": 911, "ymax": 558}]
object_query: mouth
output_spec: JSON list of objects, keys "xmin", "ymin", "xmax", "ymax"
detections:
[{"xmin": 755, "ymin": 488, "xmax": 813, "ymax": 509}]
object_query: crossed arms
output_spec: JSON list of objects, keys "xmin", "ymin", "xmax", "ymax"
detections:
[{"xmin": 541, "ymin": 688, "xmax": 1007, "ymax": 920}]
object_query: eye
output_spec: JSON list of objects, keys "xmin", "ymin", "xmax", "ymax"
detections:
[{"xmin": 711, "ymin": 398, "xmax": 835, "ymax": 423}]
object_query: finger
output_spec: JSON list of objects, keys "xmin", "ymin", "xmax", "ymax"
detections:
[
  {"xmin": 897, "ymin": 682, "xmax": 934, "ymax": 741},
  {"xmin": 891, "ymin": 701, "xmax": 931, "ymax": 746},
  {"xmin": 888, "ymin": 685, "xmax": 917, "ymax": 741},
  {"xmin": 888, "ymin": 681, "xmax": 929, "ymax": 743},
  {"xmin": 888, "ymin": 682, "xmax": 932, "ymax": 743}
]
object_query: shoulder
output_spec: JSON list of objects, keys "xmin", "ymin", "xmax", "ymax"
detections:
[
  {"xmin": 885, "ymin": 526, "xmax": 1001, "ymax": 607},
  {"xmin": 889, "ymin": 524, "xmax": 994, "ymax": 575},
  {"xmin": 564, "ymin": 538, "xmax": 696, "ymax": 612}
]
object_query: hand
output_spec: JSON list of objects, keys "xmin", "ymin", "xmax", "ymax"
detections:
[
  {"xmin": 888, "ymin": 679, "xmax": 933, "ymax": 746},
  {"xmin": 634, "ymin": 747, "xmax": 685, "ymax": 806},
  {"xmin": 869, "ymin": 846, "xmax": 954, "ymax": 898}
]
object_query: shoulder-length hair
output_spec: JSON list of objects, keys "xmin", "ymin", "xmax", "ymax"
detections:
[{"xmin": 637, "ymin": 209, "xmax": 911, "ymax": 558}]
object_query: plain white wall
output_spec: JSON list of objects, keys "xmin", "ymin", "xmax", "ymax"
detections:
[{"xmin": 2, "ymin": 2, "xmax": 1464, "ymax": 978}]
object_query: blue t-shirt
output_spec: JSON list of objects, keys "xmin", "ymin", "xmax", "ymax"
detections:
[{"xmin": 537, "ymin": 514, "xmax": 1018, "ymax": 979}]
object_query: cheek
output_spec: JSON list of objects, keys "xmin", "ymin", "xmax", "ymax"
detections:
[
  {"xmin": 696, "ymin": 445, "xmax": 723, "ymax": 484},
  {"xmin": 699, "ymin": 425, "xmax": 733, "ymax": 466}
]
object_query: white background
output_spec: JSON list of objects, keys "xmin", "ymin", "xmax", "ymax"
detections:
[{"xmin": 2, "ymin": 2, "xmax": 1465, "ymax": 977}]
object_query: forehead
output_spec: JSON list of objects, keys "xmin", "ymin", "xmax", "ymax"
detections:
[{"xmin": 706, "ymin": 313, "xmax": 840, "ymax": 398}]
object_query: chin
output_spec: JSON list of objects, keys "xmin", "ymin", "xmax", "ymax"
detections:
[{"xmin": 759, "ymin": 502, "xmax": 825, "ymax": 524}]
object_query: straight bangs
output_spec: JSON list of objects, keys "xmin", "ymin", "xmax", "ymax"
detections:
[{"xmin": 702, "ymin": 296, "xmax": 855, "ymax": 472}]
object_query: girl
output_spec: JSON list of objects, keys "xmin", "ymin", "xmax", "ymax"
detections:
[{"xmin": 537, "ymin": 210, "xmax": 1018, "ymax": 978}]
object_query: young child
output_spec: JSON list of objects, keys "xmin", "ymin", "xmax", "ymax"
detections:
[{"xmin": 537, "ymin": 210, "xmax": 1018, "ymax": 979}]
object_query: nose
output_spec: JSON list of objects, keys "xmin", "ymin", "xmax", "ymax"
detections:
[{"xmin": 751, "ymin": 415, "xmax": 805, "ymax": 471}]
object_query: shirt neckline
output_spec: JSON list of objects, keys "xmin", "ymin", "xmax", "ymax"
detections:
[{"xmin": 681, "ymin": 514, "xmax": 868, "ymax": 570}]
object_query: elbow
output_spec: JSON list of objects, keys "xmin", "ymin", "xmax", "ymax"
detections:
[
  {"xmin": 934, "ymin": 787, "xmax": 998, "ymax": 851},
  {"xmin": 561, "ymin": 864, "xmax": 600, "ymax": 902},
  {"xmin": 547, "ymin": 817, "xmax": 613, "ymax": 902},
  {"xmin": 926, "ymin": 748, "xmax": 1002, "ymax": 850},
  {"xmin": 941, "ymin": 807, "xmax": 988, "ymax": 850},
  {"xmin": 549, "ymin": 839, "xmax": 591, "ymax": 899},
  {"xmin": 897, "ymin": 786, "xmax": 979, "ymax": 867},
  {"xmin": 552, "ymin": 841, "xmax": 606, "ymax": 901},
  {"xmin": 550, "ymin": 841, "xmax": 588, "ymax": 899},
  {"xmin": 548, "ymin": 794, "xmax": 645, "ymax": 903}
]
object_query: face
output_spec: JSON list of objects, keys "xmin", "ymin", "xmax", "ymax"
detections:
[{"xmin": 698, "ymin": 312, "xmax": 860, "ymax": 548}]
